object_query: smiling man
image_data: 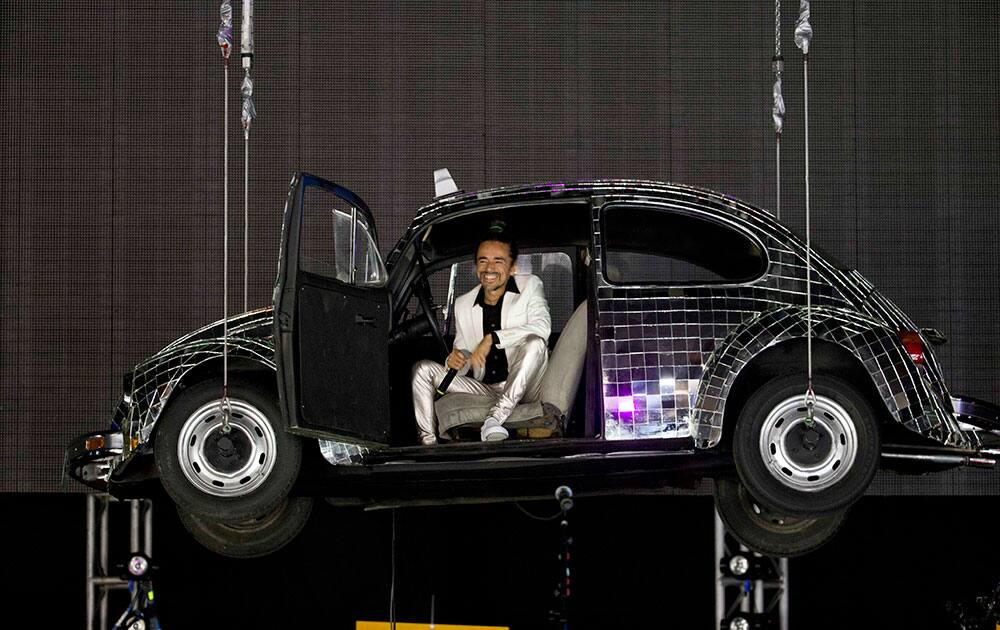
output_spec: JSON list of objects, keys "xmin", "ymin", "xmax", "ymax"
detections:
[{"xmin": 411, "ymin": 223, "xmax": 551, "ymax": 444}]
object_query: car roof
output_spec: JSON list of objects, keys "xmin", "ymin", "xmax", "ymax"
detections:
[
  {"xmin": 415, "ymin": 179, "xmax": 766, "ymax": 225},
  {"xmin": 385, "ymin": 179, "xmax": 793, "ymax": 265}
]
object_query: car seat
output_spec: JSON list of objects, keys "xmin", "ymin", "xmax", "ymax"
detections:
[{"xmin": 434, "ymin": 301, "xmax": 588, "ymax": 440}]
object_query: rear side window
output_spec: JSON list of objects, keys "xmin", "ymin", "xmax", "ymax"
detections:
[{"xmin": 601, "ymin": 204, "xmax": 765, "ymax": 285}]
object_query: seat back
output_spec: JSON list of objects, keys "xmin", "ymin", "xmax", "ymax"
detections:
[{"xmin": 537, "ymin": 300, "xmax": 588, "ymax": 416}]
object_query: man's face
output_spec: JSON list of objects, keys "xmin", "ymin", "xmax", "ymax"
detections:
[{"xmin": 476, "ymin": 240, "xmax": 515, "ymax": 293}]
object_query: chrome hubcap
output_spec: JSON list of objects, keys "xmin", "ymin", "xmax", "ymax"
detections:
[
  {"xmin": 176, "ymin": 399, "xmax": 277, "ymax": 497},
  {"xmin": 758, "ymin": 394, "xmax": 857, "ymax": 492}
]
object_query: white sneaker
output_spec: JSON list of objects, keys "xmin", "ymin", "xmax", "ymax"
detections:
[{"xmin": 480, "ymin": 416, "xmax": 508, "ymax": 442}]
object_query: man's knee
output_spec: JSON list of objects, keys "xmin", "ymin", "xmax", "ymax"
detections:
[
  {"xmin": 412, "ymin": 359, "xmax": 440, "ymax": 381},
  {"xmin": 522, "ymin": 334, "xmax": 547, "ymax": 356}
]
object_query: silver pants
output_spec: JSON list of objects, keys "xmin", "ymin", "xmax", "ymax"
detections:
[{"xmin": 412, "ymin": 335, "xmax": 548, "ymax": 444}]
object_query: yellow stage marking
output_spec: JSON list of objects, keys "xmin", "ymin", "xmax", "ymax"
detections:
[{"xmin": 357, "ymin": 623, "xmax": 508, "ymax": 630}]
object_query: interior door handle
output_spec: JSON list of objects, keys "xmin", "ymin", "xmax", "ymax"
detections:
[{"xmin": 355, "ymin": 314, "xmax": 376, "ymax": 326}]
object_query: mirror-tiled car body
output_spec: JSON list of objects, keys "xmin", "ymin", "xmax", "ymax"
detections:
[{"xmin": 66, "ymin": 175, "xmax": 1000, "ymax": 558}]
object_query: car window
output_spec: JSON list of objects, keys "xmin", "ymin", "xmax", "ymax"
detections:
[
  {"xmin": 299, "ymin": 186, "xmax": 387, "ymax": 287},
  {"xmin": 425, "ymin": 251, "xmax": 575, "ymax": 335},
  {"xmin": 601, "ymin": 203, "xmax": 765, "ymax": 285}
]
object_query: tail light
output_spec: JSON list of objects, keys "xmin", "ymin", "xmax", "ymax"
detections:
[{"xmin": 899, "ymin": 330, "xmax": 925, "ymax": 365}]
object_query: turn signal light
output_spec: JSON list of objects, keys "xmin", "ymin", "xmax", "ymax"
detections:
[
  {"xmin": 84, "ymin": 436, "xmax": 106, "ymax": 451},
  {"xmin": 899, "ymin": 330, "xmax": 925, "ymax": 365}
]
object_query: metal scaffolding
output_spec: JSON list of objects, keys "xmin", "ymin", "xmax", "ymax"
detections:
[
  {"xmin": 85, "ymin": 494, "xmax": 153, "ymax": 630},
  {"xmin": 715, "ymin": 510, "xmax": 789, "ymax": 630}
]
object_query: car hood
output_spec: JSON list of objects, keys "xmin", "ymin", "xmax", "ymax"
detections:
[{"xmin": 140, "ymin": 307, "xmax": 276, "ymax": 369}]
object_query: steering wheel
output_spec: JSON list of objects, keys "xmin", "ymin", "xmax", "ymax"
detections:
[{"xmin": 413, "ymin": 275, "xmax": 449, "ymax": 356}]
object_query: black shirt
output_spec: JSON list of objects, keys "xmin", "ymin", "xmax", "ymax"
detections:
[{"xmin": 474, "ymin": 277, "xmax": 520, "ymax": 385}]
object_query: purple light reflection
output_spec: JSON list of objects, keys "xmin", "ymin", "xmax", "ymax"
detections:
[{"xmin": 619, "ymin": 396, "xmax": 635, "ymax": 413}]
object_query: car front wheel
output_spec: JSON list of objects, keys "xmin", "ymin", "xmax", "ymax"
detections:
[
  {"xmin": 733, "ymin": 374, "xmax": 879, "ymax": 517},
  {"xmin": 154, "ymin": 377, "xmax": 302, "ymax": 523}
]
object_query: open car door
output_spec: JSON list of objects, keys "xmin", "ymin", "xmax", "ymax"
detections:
[{"xmin": 274, "ymin": 172, "xmax": 391, "ymax": 446}]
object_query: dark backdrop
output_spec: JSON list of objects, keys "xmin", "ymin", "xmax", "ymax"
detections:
[
  {"xmin": 4, "ymin": 3, "xmax": 1000, "ymax": 629},
  {"xmin": 2, "ymin": 2, "xmax": 998, "ymax": 493}
]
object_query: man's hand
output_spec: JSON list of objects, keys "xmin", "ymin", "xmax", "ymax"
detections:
[
  {"xmin": 469, "ymin": 335, "xmax": 495, "ymax": 371},
  {"xmin": 446, "ymin": 348, "xmax": 468, "ymax": 371}
]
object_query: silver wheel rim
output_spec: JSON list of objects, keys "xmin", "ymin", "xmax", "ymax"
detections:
[
  {"xmin": 758, "ymin": 394, "xmax": 857, "ymax": 493},
  {"xmin": 176, "ymin": 398, "xmax": 277, "ymax": 498}
]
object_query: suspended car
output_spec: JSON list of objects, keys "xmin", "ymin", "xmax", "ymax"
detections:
[{"xmin": 66, "ymin": 173, "xmax": 1000, "ymax": 558}]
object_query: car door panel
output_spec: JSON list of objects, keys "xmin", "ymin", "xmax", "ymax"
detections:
[{"xmin": 274, "ymin": 172, "xmax": 392, "ymax": 445}]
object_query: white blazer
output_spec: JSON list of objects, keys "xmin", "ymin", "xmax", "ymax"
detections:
[{"xmin": 452, "ymin": 274, "xmax": 551, "ymax": 377}]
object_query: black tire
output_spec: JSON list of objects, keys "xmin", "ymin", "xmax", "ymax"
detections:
[
  {"xmin": 733, "ymin": 374, "xmax": 879, "ymax": 517},
  {"xmin": 714, "ymin": 477, "xmax": 846, "ymax": 557},
  {"xmin": 177, "ymin": 496, "xmax": 314, "ymax": 559},
  {"xmin": 154, "ymin": 378, "xmax": 302, "ymax": 523}
]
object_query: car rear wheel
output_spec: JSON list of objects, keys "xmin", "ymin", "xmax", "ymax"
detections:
[
  {"xmin": 155, "ymin": 377, "xmax": 301, "ymax": 523},
  {"xmin": 733, "ymin": 374, "xmax": 879, "ymax": 517},
  {"xmin": 176, "ymin": 496, "xmax": 314, "ymax": 558},
  {"xmin": 714, "ymin": 477, "xmax": 846, "ymax": 557}
]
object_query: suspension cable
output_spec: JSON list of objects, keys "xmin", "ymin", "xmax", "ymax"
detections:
[
  {"xmin": 241, "ymin": 0, "xmax": 257, "ymax": 315},
  {"xmin": 772, "ymin": 0, "xmax": 785, "ymax": 221},
  {"xmin": 218, "ymin": 1, "xmax": 233, "ymax": 433},
  {"xmin": 795, "ymin": 0, "xmax": 815, "ymax": 423},
  {"xmin": 244, "ymin": 132, "xmax": 249, "ymax": 313}
]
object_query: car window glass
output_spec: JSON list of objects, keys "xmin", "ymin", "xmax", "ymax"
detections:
[
  {"xmin": 353, "ymin": 215, "xmax": 387, "ymax": 286},
  {"xmin": 299, "ymin": 186, "xmax": 386, "ymax": 286},
  {"xmin": 602, "ymin": 204, "xmax": 765, "ymax": 285}
]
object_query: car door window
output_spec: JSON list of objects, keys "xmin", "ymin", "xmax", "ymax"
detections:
[
  {"xmin": 299, "ymin": 186, "xmax": 387, "ymax": 287},
  {"xmin": 601, "ymin": 203, "xmax": 765, "ymax": 285}
]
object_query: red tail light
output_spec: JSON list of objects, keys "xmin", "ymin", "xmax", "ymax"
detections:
[{"xmin": 899, "ymin": 330, "xmax": 925, "ymax": 365}]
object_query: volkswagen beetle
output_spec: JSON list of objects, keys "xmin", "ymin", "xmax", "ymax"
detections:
[{"xmin": 67, "ymin": 171, "xmax": 1000, "ymax": 558}]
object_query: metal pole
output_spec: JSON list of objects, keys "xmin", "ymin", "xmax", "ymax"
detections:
[
  {"xmin": 86, "ymin": 495, "xmax": 95, "ymax": 630},
  {"xmin": 99, "ymin": 497, "xmax": 110, "ymax": 630},
  {"xmin": 144, "ymin": 499, "xmax": 154, "ymax": 557},
  {"xmin": 779, "ymin": 558, "xmax": 789, "ymax": 630},
  {"xmin": 130, "ymin": 499, "xmax": 140, "ymax": 552},
  {"xmin": 714, "ymin": 509, "xmax": 725, "ymax": 625}
]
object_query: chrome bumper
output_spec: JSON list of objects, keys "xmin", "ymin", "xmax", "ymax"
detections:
[
  {"xmin": 952, "ymin": 395, "xmax": 1000, "ymax": 432},
  {"xmin": 65, "ymin": 430, "xmax": 125, "ymax": 491}
]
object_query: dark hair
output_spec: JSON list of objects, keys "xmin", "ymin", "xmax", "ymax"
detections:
[{"xmin": 476, "ymin": 220, "xmax": 518, "ymax": 261}]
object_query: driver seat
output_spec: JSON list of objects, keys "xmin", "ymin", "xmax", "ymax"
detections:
[{"xmin": 434, "ymin": 301, "xmax": 588, "ymax": 440}]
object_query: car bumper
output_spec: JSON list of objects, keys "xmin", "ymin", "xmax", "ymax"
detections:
[
  {"xmin": 65, "ymin": 430, "xmax": 125, "ymax": 491},
  {"xmin": 953, "ymin": 395, "xmax": 1000, "ymax": 432}
]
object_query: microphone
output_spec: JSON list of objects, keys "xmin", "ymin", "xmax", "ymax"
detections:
[
  {"xmin": 434, "ymin": 368, "xmax": 458, "ymax": 400},
  {"xmin": 555, "ymin": 485, "xmax": 573, "ymax": 512}
]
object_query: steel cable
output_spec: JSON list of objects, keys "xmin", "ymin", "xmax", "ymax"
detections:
[{"xmin": 795, "ymin": 1, "xmax": 815, "ymax": 422}]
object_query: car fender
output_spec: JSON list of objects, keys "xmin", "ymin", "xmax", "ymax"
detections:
[
  {"xmin": 691, "ymin": 305, "xmax": 973, "ymax": 450},
  {"xmin": 126, "ymin": 335, "xmax": 276, "ymax": 451}
]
